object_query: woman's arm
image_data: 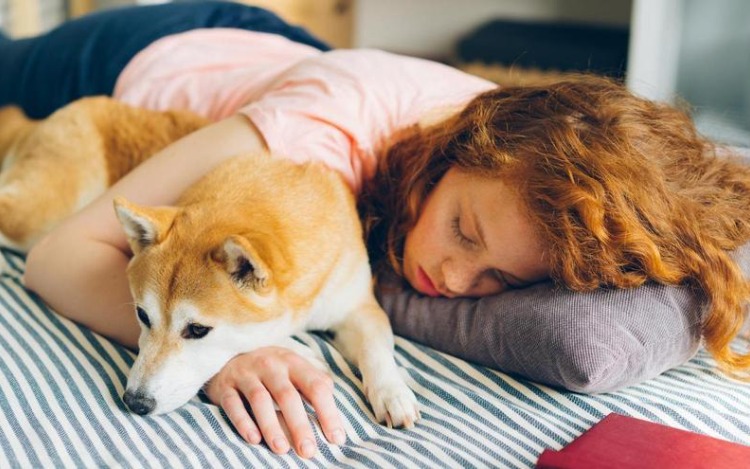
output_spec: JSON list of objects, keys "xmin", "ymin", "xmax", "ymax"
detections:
[{"xmin": 24, "ymin": 114, "xmax": 265, "ymax": 347}]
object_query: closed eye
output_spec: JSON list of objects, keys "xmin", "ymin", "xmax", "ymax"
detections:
[{"xmin": 451, "ymin": 216, "xmax": 477, "ymax": 249}]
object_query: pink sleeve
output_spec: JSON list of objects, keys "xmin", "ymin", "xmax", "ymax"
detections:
[{"xmin": 240, "ymin": 82, "xmax": 367, "ymax": 191}]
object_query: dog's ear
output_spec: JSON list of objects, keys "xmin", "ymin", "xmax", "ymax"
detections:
[
  {"xmin": 113, "ymin": 197, "xmax": 178, "ymax": 254},
  {"xmin": 215, "ymin": 235, "xmax": 272, "ymax": 293}
]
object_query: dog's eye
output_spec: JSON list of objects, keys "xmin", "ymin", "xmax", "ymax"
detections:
[
  {"xmin": 182, "ymin": 323, "xmax": 212, "ymax": 340},
  {"xmin": 136, "ymin": 307, "xmax": 151, "ymax": 328}
]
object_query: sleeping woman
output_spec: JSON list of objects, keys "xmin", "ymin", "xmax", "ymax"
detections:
[{"xmin": 2, "ymin": 1, "xmax": 749, "ymax": 459}]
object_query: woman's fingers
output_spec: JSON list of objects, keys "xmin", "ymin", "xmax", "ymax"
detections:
[
  {"xmin": 218, "ymin": 389, "xmax": 261, "ymax": 444},
  {"xmin": 243, "ymin": 381, "xmax": 291, "ymax": 455},
  {"xmin": 266, "ymin": 377, "xmax": 318, "ymax": 458},
  {"xmin": 292, "ymin": 369, "xmax": 345, "ymax": 445},
  {"xmin": 206, "ymin": 346, "xmax": 344, "ymax": 459}
]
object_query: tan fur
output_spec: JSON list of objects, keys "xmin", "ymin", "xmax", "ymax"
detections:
[
  {"xmin": 0, "ymin": 106, "xmax": 36, "ymax": 165},
  {"xmin": 123, "ymin": 154, "xmax": 364, "ymax": 323},
  {"xmin": 0, "ymin": 97, "xmax": 208, "ymax": 250},
  {"xmin": 93, "ymin": 100, "xmax": 210, "ymax": 184}
]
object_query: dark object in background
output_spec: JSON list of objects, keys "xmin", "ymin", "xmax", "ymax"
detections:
[{"xmin": 457, "ymin": 19, "xmax": 629, "ymax": 77}]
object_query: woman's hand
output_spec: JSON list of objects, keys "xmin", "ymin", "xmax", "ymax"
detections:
[{"xmin": 204, "ymin": 346, "xmax": 346, "ymax": 459}]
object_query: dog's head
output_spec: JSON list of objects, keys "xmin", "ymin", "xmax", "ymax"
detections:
[{"xmin": 113, "ymin": 197, "xmax": 293, "ymax": 415}]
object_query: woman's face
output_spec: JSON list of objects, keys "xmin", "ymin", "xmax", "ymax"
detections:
[{"xmin": 402, "ymin": 168, "xmax": 549, "ymax": 298}]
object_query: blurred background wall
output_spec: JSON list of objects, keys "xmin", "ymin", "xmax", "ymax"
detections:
[
  {"xmin": 1, "ymin": 0, "xmax": 66, "ymax": 36},
  {"xmin": 674, "ymin": 0, "xmax": 750, "ymax": 146}
]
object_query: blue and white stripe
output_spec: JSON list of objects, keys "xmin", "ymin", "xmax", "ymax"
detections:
[{"xmin": 0, "ymin": 248, "xmax": 748, "ymax": 468}]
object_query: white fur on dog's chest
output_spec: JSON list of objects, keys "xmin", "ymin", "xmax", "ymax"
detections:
[{"xmin": 301, "ymin": 256, "xmax": 373, "ymax": 332}]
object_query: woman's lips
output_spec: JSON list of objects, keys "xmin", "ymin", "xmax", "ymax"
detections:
[{"xmin": 416, "ymin": 266, "xmax": 442, "ymax": 297}]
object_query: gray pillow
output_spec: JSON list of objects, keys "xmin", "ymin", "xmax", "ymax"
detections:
[{"xmin": 376, "ymin": 243, "xmax": 750, "ymax": 393}]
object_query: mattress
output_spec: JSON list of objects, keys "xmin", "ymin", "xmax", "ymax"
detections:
[{"xmin": 1, "ymin": 247, "xmax": 748, "ymax": 468}]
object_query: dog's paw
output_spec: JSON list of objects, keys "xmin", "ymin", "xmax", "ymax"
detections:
[{"xmin": 365, "ymin": 378, "xmax": 421, "ymax": 429}]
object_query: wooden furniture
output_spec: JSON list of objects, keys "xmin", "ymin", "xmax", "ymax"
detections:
[
  {"xmin": 237, "ymin": 0, "xmax": 354, "ymax": 48},
  {"xmin": 68, "ymin": 0, "xmax": 94, "ymax": 18}
]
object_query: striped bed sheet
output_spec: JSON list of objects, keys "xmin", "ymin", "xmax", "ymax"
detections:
[{"xmin": 0, "ymin": 246, "xmax": 749, "ymax": 468}]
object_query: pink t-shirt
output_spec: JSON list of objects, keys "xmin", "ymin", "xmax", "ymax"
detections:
[{"xmin": 114, "ymin": 29, "xmax": 495, "ymax": 191}]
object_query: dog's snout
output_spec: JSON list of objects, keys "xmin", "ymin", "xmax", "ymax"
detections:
[{"xmin": 123, "ymin": 389, "xmax": 156, "ymax": 415}]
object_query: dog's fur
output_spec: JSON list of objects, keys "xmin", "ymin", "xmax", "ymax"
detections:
[
  {"xmin": 0, "ymin": 97, "xmax": 209, "ymax": 251},
  {"xmin": 0, "ymin": 97, "xmax": 420, "ymax": 427}
]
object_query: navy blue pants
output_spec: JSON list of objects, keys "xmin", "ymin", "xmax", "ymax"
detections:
[{"xmin": 0, "ymin": 1, "xmax": 329, "ymax": 118}]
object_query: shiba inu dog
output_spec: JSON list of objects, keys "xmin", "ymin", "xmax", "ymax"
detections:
[
  {"xmin": 115, "ymin": 153, "xmax": 420, "ymax": 427},
  {"xmin": 0, "ymin": 97, "xmax": 420, "ymax": 428}
]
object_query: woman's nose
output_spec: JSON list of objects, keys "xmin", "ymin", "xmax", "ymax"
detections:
[{"xmin": 441, "ymin": 260, "xmax": 476, "ymax": 296}]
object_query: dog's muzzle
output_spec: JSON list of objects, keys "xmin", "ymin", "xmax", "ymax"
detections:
[{"xmin": 123, "ymin": 389, "xmax": 156, "ymax": 415}]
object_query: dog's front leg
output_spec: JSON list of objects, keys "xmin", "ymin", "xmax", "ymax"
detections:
[{"xmin": 331, "ymin": 299, "xmax": 420, "ymax": 428}]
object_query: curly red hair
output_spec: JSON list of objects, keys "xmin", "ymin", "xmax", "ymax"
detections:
[{"xmin": 361, "ymin": 74, "xmax": 750, "ymax": 376}]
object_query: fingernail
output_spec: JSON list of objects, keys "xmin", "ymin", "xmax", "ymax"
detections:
[
  {"xmin": 273, "ymin": 437, "xmax": 289, "ymax": 453},
  {"xmin": 300, "ymin": 439, "xmax": 316, "ymax": 457},
  {"xmin": 246, "ymin": 431, "xmax": 260, "ymax": 444},
  {"xmin": 331, "ymin": 429, "xmax": 346, "ymax": 445}
]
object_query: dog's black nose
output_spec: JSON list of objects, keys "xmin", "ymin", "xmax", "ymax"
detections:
[{"xmin": 123, "ymin": 389, "xmax": 156, "ymax": 415}]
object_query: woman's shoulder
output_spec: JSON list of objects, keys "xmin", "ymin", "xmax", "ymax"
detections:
[{"xmin": 238, "ymin": 48, "xmax": 496, "ymax": 191}]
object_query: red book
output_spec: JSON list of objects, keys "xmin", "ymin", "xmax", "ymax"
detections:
[{"xmin": 536, "ymin": 413, "xmax": 750, "ymax": 469}]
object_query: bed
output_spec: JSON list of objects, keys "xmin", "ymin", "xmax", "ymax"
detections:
[{"xmin": 0, "ymin": 246, "xmax": 748, "ymax": 468}]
